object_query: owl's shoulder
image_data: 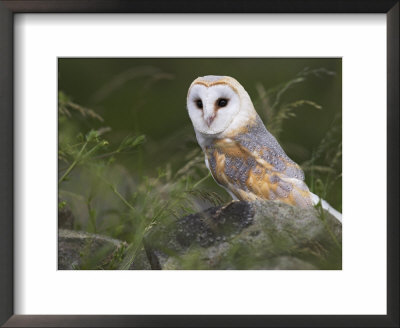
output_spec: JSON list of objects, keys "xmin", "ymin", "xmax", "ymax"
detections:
[{"xmin": 229, "ymin": 116, "xmax": 305, "ymax": 180}]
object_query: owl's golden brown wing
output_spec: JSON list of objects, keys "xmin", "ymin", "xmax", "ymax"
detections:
[{"xmin": 204, "ymin": 116, "xmax": 313, "ymax": 208}]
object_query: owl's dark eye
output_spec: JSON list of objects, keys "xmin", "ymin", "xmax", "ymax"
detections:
[
  {"xmin": 217, "ymin": 98, "xmax": 228, "ymax": 108},
  {"xmin": 195, "ymin": 99, "xmax": 203, "ymax": 109}
]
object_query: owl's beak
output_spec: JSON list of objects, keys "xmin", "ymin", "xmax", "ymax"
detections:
[{"xmin": 205, "ymin": 113, "xmax": 216, "ymax": 127}]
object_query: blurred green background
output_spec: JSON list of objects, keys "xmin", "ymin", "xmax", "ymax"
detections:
[{"xmin": 58, "ymin": 58, "xmax": 342, "ymax": 269}]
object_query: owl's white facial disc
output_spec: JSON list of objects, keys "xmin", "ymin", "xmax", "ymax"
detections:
[{"xmin": 187, "ymin": 83, "xmax": 240, "ymax": 135}]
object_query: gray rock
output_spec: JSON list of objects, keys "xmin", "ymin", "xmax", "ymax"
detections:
[
  {"xmin": 58, "ymin": 229, "xmax": 128, "ymax": 270},
  {"xmin": 144, "ymin": 200, "xmax": 342, "ymax": 270}
]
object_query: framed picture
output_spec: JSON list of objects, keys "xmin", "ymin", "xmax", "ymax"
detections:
[{"xmin": 0, "ymin": 0, "xmax": 398, "ymax": 327}]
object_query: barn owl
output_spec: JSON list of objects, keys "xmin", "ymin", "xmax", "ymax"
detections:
[{"xmin": 187, "ymin": 75, "xmax": 342, "ymax": 222}]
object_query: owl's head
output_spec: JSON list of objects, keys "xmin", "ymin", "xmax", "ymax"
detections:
[{"xmin": 187, "ymin": 75, "xmax": 256, "ymax": 136}]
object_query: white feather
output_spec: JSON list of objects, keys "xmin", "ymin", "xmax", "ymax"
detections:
[{"xmin": 311, "ymin": 193, "xmax": 342, "ymax": 223}]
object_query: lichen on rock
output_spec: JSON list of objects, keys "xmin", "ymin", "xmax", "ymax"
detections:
[{"xmin": 144, "ymin": 200, "xmax": 342, "ymax": 270}]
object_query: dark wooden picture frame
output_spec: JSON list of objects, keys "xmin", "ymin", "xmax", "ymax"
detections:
[{"xmin": 0, "ymin": 1, "xmax": 398, "ymax": 327}]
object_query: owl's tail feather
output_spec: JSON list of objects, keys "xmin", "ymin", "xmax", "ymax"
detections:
[{"xmin": 310, "ymin": 193, "xmax": 342, "ymax": 223}]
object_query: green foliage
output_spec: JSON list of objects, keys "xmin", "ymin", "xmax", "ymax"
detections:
[
  {"xmin": 59, "ymin": 92, "xmax": 225, "ymax": 269},
  {"xmin": 58, "ymin": 200, "xmax": 67, "ymax": 210},
  {"xmin": 255, "ymin": 67, "xmax": 334, "ymax": 138},
  {"xmin": 59, "ymin": 91, "xmax": 104, "ymax": 122},
  {"xmin": 302, "ymin": 115, "xmax": 342, "ymax": 210}
]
